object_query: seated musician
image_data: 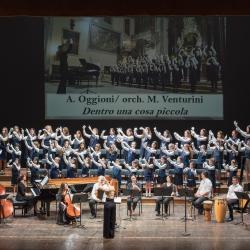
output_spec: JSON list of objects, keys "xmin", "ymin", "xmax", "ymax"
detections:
[
  {"xmin": 155, "ymin": 175, "xmax": 176, "ymax": 216},
  {"xmin": 57, "ymin": 183, "xmax": 79, "ymax": 225},
  {"xmin": 226, "ymin": 176, "xmax": 243, "ymax": 222},
  {"xmin": 192, "ymin": 171, "xmax": 212, "ymax": 215},
  {"xmin": 127, "ymin": 175, "xmax": 141, "ymax": 216},
  {"xmin": 89, "ymin": 175, "xmax": 106, "ymax": 219},
  {"xmin": 16, "ymin": 174, "xmax": 38, "ymax": 215}
]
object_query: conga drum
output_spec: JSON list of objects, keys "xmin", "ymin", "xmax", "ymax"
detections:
[
  {"xmin": 214, "ymin": 197, "xmax": 227, "ymax": 223},
  {"xmin": 203, "ymin": 200, "xmax": 213, "ymax": 222}
]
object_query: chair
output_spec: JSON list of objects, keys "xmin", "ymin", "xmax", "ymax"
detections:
[
  {"xmin": 123, "ymin": 188, "xmax": 143, "ymax": 216},
  {"xmin": 135, "ymin": 149, "xmax": 141, "ymax": 158},
  {"xmin": 156, "ymin": 149, "xmax": 161, "ymax": 158},
  {"xmin": 154, "ymin": 169, "xmax": 160, "ymax": 179},
  {"xmin": 168, "ymin": 169, "xmax": 175, "ymax": 175},
  {"xmin": 100, "ymin": 149, "xmax": 107, "ymax": 157},
  {"xmin": 104, "ymin": 169, "xmax": 112, "ymax": 178},
  {"xmin": 136, "ymin": 170, "xmax": 145, "ymax": 186},
  {"xmin": 121, "ymin": 169, "xmax": 130, "ymax": 186},
  {"xmin": 12, "ymin": 198, "xmax": 28, "ymax": 217},
  {"xmin": 76, "ymin": 169, "xmax": 82, "ymax": 177},
  {"xmin": 89, "ymin": 169, "xmax": 98, "ymax": 177},
  {"xmin": 38, "ymin": 168, "xmax": 48, "ymax": 179},
  {"xmin": 61, "ymin": 169, "xmax": 68, "ymax": 178}
]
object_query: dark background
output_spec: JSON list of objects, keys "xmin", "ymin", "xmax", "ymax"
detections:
[{"xmin": 0, "ymin": 14, "xmax": 249, "ymax": 134}]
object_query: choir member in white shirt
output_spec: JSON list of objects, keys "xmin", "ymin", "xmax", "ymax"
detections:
[
  {"xmin": 190, "ymin": 127, "xmax": 208, "ymax": 147},
  {"xmin": 226, "ymin": 176, "xmax": 243, "ymax": 222},
  {"xmin": 234, "ymin": 121, "xmax": 250, "ymax": 140},
  {"xmin": 174, "ymin": 130, "xmax": 192, "ymax": 146},
  {"xmin": 192, "ymin": 171, "xmax": 213, "ymax": 214}
]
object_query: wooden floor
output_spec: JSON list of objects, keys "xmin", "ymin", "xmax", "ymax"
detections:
[{"xmin": 1, "ymin": 203, "xmax": 250, "ymax": 250}]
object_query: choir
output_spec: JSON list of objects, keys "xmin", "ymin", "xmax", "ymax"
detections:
[
  {"xmin": 110, "ymin": 45, "xmax": 221, "ymax": 92},
  {"xmin": 0, "ymin": 121, "xmax": 249, "ymax": 196}
]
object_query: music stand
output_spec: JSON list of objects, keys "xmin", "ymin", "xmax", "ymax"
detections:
[
  {"xmin": 0, "ymin": 194, "xmax": 9, "ymax": 224},
  {"xmin": 154, "ymin": 187, "xmax": 172, "ymax": 221},
  {"xmin": 181, "ymin": 184, "xmax": 191, "ymax": 237},
  {"xmin": 79, "ymin": 59, "xmax": 97, "ymax": 94},
  {"xmin": 243, "ymin": 182, "xmax": 250, "ymax": 192},
  {"xmin": 179, "ymin": 188, "xmax": 195, "ymax": 221},
  {"xmin": 234, "ymin": 191, "xmax": 250, "ymax": 226},
  {"xmin": 71, "ymin": 193, "xmax": 89, "ymax": 229},
  {"xmin": 123, "ymin": 189, "xmax": 141, "ymax": 221}
]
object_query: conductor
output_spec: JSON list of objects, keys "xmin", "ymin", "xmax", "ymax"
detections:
[{"xmin": 56, "ymin": 38, "xmax": 73, "ymax": 94}]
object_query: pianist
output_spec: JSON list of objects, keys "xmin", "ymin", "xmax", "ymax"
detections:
[{"xmin": 16, "ymin": 174, "xmax": 38, "ymax": 216}]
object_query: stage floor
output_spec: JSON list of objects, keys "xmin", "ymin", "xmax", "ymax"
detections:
[{"xmin": 0, "ymin": 203, "xmax": 249, "ymax": 250}]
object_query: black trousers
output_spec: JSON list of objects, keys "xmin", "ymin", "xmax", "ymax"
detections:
[
  {"xmin": 103, "ymin": 199, "xmax": 116, "ymax": 238},
  {"xmin": 89, "ymin": 199, "xmax": 97, "ymax": 216},
  {"xmin": 227, "ymin": 199, "xmax": 238, "ymax": 219},
  {"xmin": 155, "ymin": 196, "xmax": 172, "ymax": 213}
]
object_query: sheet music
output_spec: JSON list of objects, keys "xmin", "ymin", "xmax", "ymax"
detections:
[
  {"xmin": 30, "ymin": 188, "xmax": 39, "ymax": 197},
  {"xmin": 40, "ymin": 176, "xmax": 49, "ymax": 187},
  {"xmin": 114, "ymin": 197, "xmax": 121, "ymax": 204}
]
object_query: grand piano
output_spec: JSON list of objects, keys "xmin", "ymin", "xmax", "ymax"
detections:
[
  {"xmin": 33, "ymin": 177, "xmax": 98, "ymax": 216},
  {"xmin": 50, "ymin": 58, "xmax": 101, "ymax": 85}
]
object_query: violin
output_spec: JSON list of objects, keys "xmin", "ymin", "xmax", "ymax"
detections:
[
  {"xmin": 103, "ymin": 176, "xmax": 119, "ymax": 197},
  {"xmin": 64, "ymin": 188, "xmax": 80, "ymax": 219},
  {"xmin": 0, "ymin": 184, "xmax": 13, "ymax": 219}
]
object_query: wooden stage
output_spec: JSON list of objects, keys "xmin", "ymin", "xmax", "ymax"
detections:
[{"xmin": 0, "ymin": 202, "xmax": 250, "ymax": 250}]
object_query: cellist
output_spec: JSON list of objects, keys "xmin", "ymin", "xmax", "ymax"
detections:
[{"xmin": 57, "ymin": 183, "xmax": 80, "ymax": 225}]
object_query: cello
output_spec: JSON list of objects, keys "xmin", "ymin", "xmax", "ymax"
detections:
[
  {"xmin": 64, "ymin": 187, "xmax": 80, "ymax": 220},
  {"xmin": 0, "ymin": 184, "xmax": 14, "ymax": 221}
]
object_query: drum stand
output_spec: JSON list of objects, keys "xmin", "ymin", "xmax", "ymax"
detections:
[{"xmin": 234, "ymin": 194, "xmax": 250, "ymax": 226}]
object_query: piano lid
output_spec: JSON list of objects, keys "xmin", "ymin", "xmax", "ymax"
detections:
[{"xmin": 79, "ymin": 58, "xmax": 101, "ymax": 71}]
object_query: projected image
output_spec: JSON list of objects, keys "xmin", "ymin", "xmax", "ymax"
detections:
[{"xmin": 44, "ymin": 16, "xmax": 226, "ymax": 119}]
